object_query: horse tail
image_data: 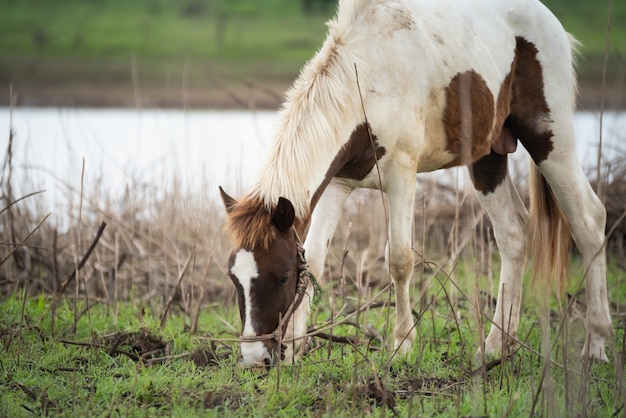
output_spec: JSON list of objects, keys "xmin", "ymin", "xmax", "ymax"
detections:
[{"xmin": 527, "ymin": 164, "xmax": 571, "ymax": 289}]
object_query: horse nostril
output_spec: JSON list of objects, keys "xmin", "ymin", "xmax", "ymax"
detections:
[{"xmin": 263, "ymin": 357, "xmax": 271, "ymax": 366}]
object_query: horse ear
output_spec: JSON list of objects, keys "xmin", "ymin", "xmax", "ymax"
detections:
[
  {"xmin": 271, "ymin": 197, "xmax": 295, "ymax": 233},
  {"xmin": 219, "ymin": 186, "xmax": 237, "ymax": 213}
]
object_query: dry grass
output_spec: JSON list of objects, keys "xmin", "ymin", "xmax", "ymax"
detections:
[
  {"xmin": 591, "ymin": 144, "xmax": 626, "ymax": 262},
  {"xmin": 3, "ymin": 123, "xmax": 625, "ymax": 308},
  {"xmin": 0, "ymin": 126, "xmax": 236, "ymax": 333}
]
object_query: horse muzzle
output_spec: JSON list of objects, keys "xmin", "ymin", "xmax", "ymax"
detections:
[{"xmin": 239, "ymin": 339, "xmax": 284, "ymax": 368}]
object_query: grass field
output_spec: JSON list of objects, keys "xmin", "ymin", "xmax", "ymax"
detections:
[{"xmin": 1, "ymin": 257, "xmax": 625, "ymax": 416}]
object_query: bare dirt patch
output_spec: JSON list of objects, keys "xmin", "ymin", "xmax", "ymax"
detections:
[{"xmin": 97, "ymin": 328, "xmax": 170, "ymax": 361}]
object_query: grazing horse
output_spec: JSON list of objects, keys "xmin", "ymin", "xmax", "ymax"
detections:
[{"xmin": 220, "ymin": 0, "xmax": 612, "ymax": 367}]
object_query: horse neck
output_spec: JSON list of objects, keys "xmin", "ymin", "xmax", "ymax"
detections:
[{"xmin": 250, "ymin": 44, "xmax": 366, "ymax": 221}]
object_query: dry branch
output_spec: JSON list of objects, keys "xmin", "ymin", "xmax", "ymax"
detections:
[
  {"xmin": 312, "ymin": 331, "xmax": 360, "ymax": 346},
  {"xmin": 0, "ymin": 190, "xmax": 46, "ymax": 217},
  {"xmin": 0, "ymin": 213, "xmax": 50, "ymax": 267},
  {"xmin": 160, "ymin": 238, "xmax": 197, "ymax": 329},
  {"xmin": 46, "ymin": 221, "xmax": 107, "ymax": 313}
]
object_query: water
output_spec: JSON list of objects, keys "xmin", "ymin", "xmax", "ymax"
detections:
[
  {"xmin": 1, "ymin": 108, "xmax": 277, "ymax": 212},
  {"xmin": 0, "ymin": 107, "xmax": 624, "ymax": 215}
]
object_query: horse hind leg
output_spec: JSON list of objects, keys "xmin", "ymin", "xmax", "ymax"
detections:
[
  {"xmin": 507, "ymin": 31, "xmax": 610, "ymax": 361},
  {"xmin": 470, "ymin": 152, "xmax": 528, "ymax": 358},
  {"xmin": 529, "ymin": 116, "xmax": 612, "ymax": 362}
]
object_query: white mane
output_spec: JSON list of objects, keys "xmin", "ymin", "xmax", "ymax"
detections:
[{"xmin": 250, "ymin": 0, "xmax": 371, "ymax": 220}]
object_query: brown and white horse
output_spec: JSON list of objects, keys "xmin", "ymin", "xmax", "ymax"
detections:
[{"xmin": 220, "ymin": 0, "xmax": 612, "ymax": 367}]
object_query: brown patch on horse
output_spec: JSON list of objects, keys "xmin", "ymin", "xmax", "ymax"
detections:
[
  {"xmin": 309, "ymin": 123, "xmax": 386, "ymax": 210},
  {"xmin": 224, "ymin": 196, "xmax": 275, "ymax": 251},
  {"xmin": 336, "ymin": 123, "xmax": 387, "ymax": 180},
  {"xmin": 471, "ymin": 151, "xmax": 508, "ymax": 195},
  {"xmin": 508, "ymin": 37, "xmax": 553, "ymax": 164},
  {"xmin": 442, "ymin": 70, "xmax": 495, "ymax": 167},
  {"xmin": 467, "ymin": 38, "xmax": 555, "ymax": 194},
  {"xmin": 470, "ymin": 58, "xmax": 517, "ymax": 194}
]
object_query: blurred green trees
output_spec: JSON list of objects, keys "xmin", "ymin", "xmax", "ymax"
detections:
[{"xmin": 0, "ymin": 0, "xmax": 622, "ymax": 105}]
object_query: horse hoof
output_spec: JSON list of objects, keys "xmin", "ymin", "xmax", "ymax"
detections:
[{"xmin": 583, "ymin": 337, "xmax": 609, "ymax": 363}]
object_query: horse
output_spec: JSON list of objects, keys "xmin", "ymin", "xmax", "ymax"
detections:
[{"xmin": 219, "ymin": 0, "xmax": 612, "ymax": 367}]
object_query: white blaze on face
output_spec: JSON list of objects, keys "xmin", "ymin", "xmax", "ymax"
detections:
[{"xmin": 231, "ymin": 249, "xmax": 270, "ymax": 366}]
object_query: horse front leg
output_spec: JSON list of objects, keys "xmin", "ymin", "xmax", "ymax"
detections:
[
  {"xmin": 385, "ymin": 166, "xmax": 418, "ymax": 353},
  {"xmin": 283, "ymin": 181, "xmax": 353, "ymax": 361},
  {"xmin": 304, "ymin": 180, "xmax": 354, "ymax": 282}
]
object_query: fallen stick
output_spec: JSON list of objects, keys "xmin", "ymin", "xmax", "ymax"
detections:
[{"xmin": 45, "ymin": 221, "xmax": 107, "ymax": 316}]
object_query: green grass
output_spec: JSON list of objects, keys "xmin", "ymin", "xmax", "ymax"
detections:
[
  {"xmin": 1, "ymin": 255, "xmax": 624, "ymax": 417},
  {"xmin": 0, "ymin": 0, "xmax": 624, "ymax": 94},
  {"xmin": 0, "ymin": 0, "xmax": 328, "ymax": 59},
  {"xmin": 0, "ymin": 0, "xmax": 330, "ymax": 89}
]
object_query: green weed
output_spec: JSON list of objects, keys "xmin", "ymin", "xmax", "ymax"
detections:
[{"xmin": 1, "ymin": 255, "xmax": 624, "ymax": 417}]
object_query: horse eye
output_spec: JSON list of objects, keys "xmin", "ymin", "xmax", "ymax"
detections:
[{"xmin": 278, "ymin": 276, "xmax": 289, "ymax": 286}]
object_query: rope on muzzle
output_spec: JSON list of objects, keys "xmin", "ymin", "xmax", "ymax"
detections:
[{"xmin": 296, "ymin": 241, "xmax": 322, "ymax": 307}]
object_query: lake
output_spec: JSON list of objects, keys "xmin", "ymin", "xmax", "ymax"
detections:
[{"xmin": 0, "ymin": 107, "xmax": 624, "ymax": 219}]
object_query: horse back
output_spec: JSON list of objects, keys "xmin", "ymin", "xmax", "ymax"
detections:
[{"xmin": 334, "ymin": 0, "xmax": 575, "ymax": 174}]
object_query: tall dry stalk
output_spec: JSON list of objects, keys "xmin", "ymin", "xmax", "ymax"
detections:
[{"xmin": 596, "ymin": 0, "xmax": 614, "ymax": 202}]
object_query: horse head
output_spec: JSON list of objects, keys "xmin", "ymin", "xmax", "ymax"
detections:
[{"xmin": 219, "ymin": 187, "xmax": 310, "ymax": 367}]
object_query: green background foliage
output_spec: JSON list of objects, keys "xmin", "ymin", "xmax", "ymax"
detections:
[{"xmin": 0, "ymin": 0, "xmax": 623, "ymax": 98}]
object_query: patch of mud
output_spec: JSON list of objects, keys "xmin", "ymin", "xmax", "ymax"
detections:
[
  {"xmin": 357, "ymin": 379, "xmax": 396, "ymax": 411},
  {"xmin": 396, "ymin": 375, "xmax": 460, "ymax": 398},
  {"xmin": 189, "ymin": 342, "xmax": 232, "ymax": 367},
  {"xmin": 203, "ymin": 390, "xmax": 246, "ymax": 410},
  {"xmin": 97, "ymin": 328, "xmax": 169, "ymax": 360}
]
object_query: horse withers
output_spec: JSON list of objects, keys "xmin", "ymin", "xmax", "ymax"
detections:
[{"xmin": 220, "ymin": 0, "xmax": 612, "ymax": 367}]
